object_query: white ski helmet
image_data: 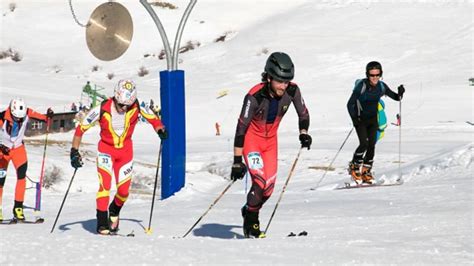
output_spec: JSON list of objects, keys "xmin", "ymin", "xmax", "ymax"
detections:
[
  {"xmin": 114, "ymin": 79, "xmax": 137, "ymax": 106},
  {"xmin": 9, "ymin": 98, "xmax": 27, "ymax": 119}
]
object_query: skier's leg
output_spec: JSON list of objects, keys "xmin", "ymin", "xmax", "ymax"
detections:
[
  {"xmin": 96, "ymin": 147, "xmax": 113, "ymax": 233},
  {"xmin": 363, "ymin": 116, "xmax": 378, "ymax": 166},
  {"xmin": 350, "ymin": 122, "xmax": 368, "ymax": 183},
  {"xmin": 243, "ymin": 144, "xmax": 266, "ymax": 213},
  {"xmin": 0, "ymin": 156, "xmax": 9, "ymax": 221},
  {"xmin": 352, "ymin": 122, "xmax": 368, "ymax": 164},
  {"xmin": 362, "ymin": 117, "xmax": 378, "ymax": 183},
  {"xmin": 109, "ymin": 145, "xmax": 133, "ymax": 231},
  {"xmin": 11, "ymin": 146, "xmax": 27, "ymax": 220},
  {"xmin": 242, "ymin": 136, "xmax": 266, "ymax": 238},
  {"xmin": 245, "ymin": 161, "xmax": 265, "ymax": 212},
  {"xmin": 261, "ymin": 137, "xmax": 278, "ymax": 205},
  {"xmin": 112, "ymin": 145, "xmax": 133, "ymax": 209}
]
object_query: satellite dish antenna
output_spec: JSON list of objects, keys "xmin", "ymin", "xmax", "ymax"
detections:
[{"xmin": 85, "ymin": 2, "xmax": 133, "ymax": 61}]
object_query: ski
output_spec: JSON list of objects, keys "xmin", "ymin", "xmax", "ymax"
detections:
[
  {"xmin": 108, "ymin": 230, "xmax": 135, "ymax": 237},
  {"xmin": 337, "ymin": 180, "xmax": 403, "ymax": 190},
  {"xmin": 287, "ymin": 231, "xmax": 308, "ymax": 237},
  {"xmin": 1, "ymin": 218, "xmax": 45, "ymax": 224}
]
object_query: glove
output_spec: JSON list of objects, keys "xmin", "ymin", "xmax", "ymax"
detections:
[
  {"xmin": 0, "ymin": 144, "xmax": 10, "ymax": 156},
  {"xmin": 157, "ymin": 128, "xmax": 168, "ymax": 140},
  {"xmin": 46, "ymin": 108, "xmax": 54, "ymax": 118},
  {"xmin": 70, "ymin": 148, "xmax": 83, "ymax": 168},
  {"xmin": 230, "ymin": 156, "xmax": 247, "ymax": 181},
  {"xmin": 299, "ymin": 133, "xmax": 312, "ymax": 150},
  {"xmin": 398, "ymin": 85, "xmax": 405, "ymax": 99}
]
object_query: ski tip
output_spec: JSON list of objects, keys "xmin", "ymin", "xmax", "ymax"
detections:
[
  {"xmin": 288, "ymin": 231, "xmax": 308, "ymax": 237},
  {"xmin": 145, "ymin": 228, "xmax": 153, "ymax": 235},
  {"xmin": 126, "ymin": 230, "xmax": 135, "ymax": 237},
  {"xmin": 298, "ymin": 230, "xmax": 308, "ymax": 236}
]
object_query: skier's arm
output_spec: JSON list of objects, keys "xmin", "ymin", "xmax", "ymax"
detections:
[
  {"xmin": 346, "ymin": 90, "xmax": 360, "ymax": 120},
  {"xmin": 138, "ymin": 103, "xmax": 164, "ymax": 131},
  {"xmin": 26, "ymin": 108, "xmax": 48, "ymax": 121},
  {"xmin": 70, "ymin": 106, "xmax": 100, "ymax": 169},
  {"xmin": 290, "ymin": 85, "xmax": 310, "ymax": 134},
  {"xmin": 231, "ymin": 94, "xmax": 256, "ymax": 181},
  {"xmin": 71, "ymin": 135, "xmax": 82, "ymax": 150},
  {"xmin": 383, "ymin": 83, "xmax": 402, "ymax": 101},
  {"xmin": 0, "ymin": 111, "xmax": 5, "ymax": 127},
  {"xmin": 72, "ymin": 105, "xmax": 101, "ymax": 147},
  {"xmin": 233, "ymin": 94, "xmax": 258, "ymax": 156}
]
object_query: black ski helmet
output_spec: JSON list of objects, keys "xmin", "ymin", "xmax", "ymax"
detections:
[
  {"xmin": 265, "ymin": 52, "xmax": 294, "ymax": 81},
  {"xmin": 366, "ymin": 61, "xmax": 383, "ymax": 77}
]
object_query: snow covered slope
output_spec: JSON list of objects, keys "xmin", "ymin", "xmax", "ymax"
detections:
[{"xmin": 0, "ymin": 0, "xmax": 472, "ymax": 264}]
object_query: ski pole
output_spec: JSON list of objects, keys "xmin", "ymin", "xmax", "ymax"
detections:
[
  {"xmin": 398, "ymin": 99, "xmax": 402, "ymax": 180},
  {"xmin": 311, "ymin": 128, "xmax": 354, "ymax": 190},
  {"xmin": 182, "ymin": 180, "xmax": 236, "ymax": 238},
  {"xmin": 35, "ymin": 119, "xmax": 51, "ymax": 213},
  {"xmin": 264, "ymin": 147, "xmax": 302, "ymax": 234},
  {"xmin": 244, "ymin": 171, "xmax": 248, "ymax": 195},
  {"xmin": 50, "ymin": 168, "xmax": 78, "ymax": 233},
  {"xmin": 145, "ymin": 141, "xmax": 163, "ymax": 234}
]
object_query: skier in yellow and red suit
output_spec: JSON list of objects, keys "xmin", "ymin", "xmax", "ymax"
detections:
[{"xmin": 70, "ymin": 79, "xmax": 167, "ymax": 235}]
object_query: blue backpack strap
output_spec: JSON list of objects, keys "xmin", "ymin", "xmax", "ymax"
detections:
[
  {"xmin": 379, "ymin": 81, "xmax": 386, "ymax": 95},
  {"xmin": 354, "ymin": 79, "xmax": 365, "ymax": 117},
  {"xmin": 354, "ymin": 79, "xmax": 365, "ymax": 94}
]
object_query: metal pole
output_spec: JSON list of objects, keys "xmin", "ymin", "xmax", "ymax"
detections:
[
  {"xmin": 172, "ymin": 0, "xmax": 197, "ymax": 70},
  {"xmin": 264, "ymin": 148, "xmax": 302, "ymax": 234},
  {"xmin": 50, "ymin": 168, "xmax": 78, "ymax": 233},
  {"xmin": 35, "ymin": 119, "xmax": 51, "ymax": 212},
  {"xmin": 311, "ymin": 128, "xmax": 354, "ymax": 190},
  {"xmin": 140, "ymin": 0, "xmax": 172, "ymax": 70},
  {"xmin": 145, "ymin": 141, "xmax": 163, "ymax": 234},
  {"xmin": 398, "ymin": 100, "xmax": 402, "ymax": 179},
  {"xmin": 182, "ymin": 180, "xmax": 235, "ymax": 238}
]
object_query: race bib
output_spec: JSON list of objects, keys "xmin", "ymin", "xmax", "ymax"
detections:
[
  {"xmin": 247, "ymin": 152, "xmax": 264, "ymax": 170},
  {"xmin": 97, "ymin": 153, "xmax": 112, "ymax": 172},
  {"xmin": 0, "ymin": 169, "xmax": 6, "ymax": 179}
]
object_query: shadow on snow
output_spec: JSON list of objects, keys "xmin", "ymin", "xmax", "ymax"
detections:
[
  {"xmin": 191, "ymin": 223, "xmax": 244, "ymax": 239},
  {"xmin": 58, "ymin": 218, "xmax": 144, "ymax": 234}
]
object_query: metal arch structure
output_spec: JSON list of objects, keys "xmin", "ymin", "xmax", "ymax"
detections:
[{"xmin": 140, "ymin": 0, "xmax": 197, "ymax": 199}]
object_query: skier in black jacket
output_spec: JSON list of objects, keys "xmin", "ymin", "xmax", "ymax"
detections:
[{"xmin": 347, "ymin": 61, "xmax": 405, "ymax": 184}]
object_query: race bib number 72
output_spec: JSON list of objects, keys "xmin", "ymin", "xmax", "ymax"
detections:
[{"xmin": 247, "ymin": 152, "xmax": 263, "ymax": 170}]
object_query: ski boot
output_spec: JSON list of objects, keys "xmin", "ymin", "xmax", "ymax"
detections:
[
  {"xmin": 0, "ymin": 206, "xmax": 3, "ymax": 221},
  {"xmin": 12, "ymin": 201, "xmax": 25, "ymax": 222},
  {"xmin": 108, "ymin": 201, "xmax": 122, "ymax": 233},
  {"xmin": 242, "ymin": 207, "xmax": 266, "ymax": 239},
  {"xmin": 348, "ymin": 162, "xmax": 363, "ymax": 185},
  {"xmin": 96, "ymin": 210, "xmax": 111, "ymax": 235},
  {"xmin": 361, "ymin": 164, "xmax": 376, "ymax": 184}
]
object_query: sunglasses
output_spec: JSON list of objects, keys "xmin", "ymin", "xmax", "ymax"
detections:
[{"xmin": 368, "ymin": 73, "xmax": 381, "ymax": 77}]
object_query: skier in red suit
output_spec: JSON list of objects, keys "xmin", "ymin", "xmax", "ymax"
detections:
[
  {"xmin": 0, "ymin": 98, "xmax": 53, "ymax": 222},
  {"xmin": 231, "ymin": 52, "xmax": 311, "ymax": 238}
]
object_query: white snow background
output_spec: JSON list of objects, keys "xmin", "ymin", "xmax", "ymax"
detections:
[{"xmin": 0, "ymin": 0, "xmax": 472, "ymax": 265}]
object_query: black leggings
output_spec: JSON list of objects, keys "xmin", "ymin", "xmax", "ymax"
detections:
[{"xmin": 352, "ymin": 116, "xmax": 378, "ymax": 166}]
